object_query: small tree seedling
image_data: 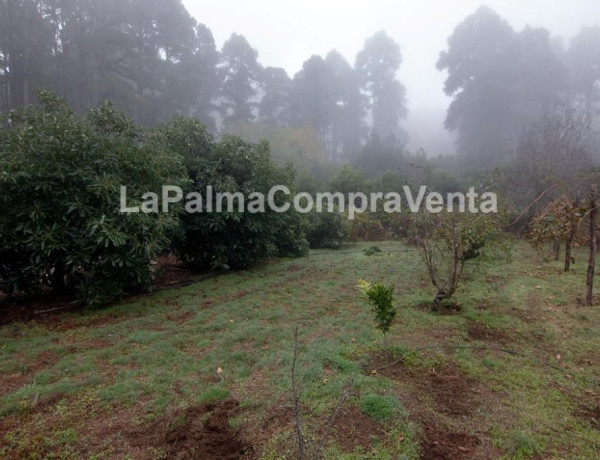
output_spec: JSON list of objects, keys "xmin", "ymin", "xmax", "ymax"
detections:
[{"xmin": 358, "ymin": 279, "xmax": 397, "ymax": 358}]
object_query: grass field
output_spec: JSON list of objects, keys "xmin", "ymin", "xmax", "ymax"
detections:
[{"xmin": 2, "ymin": 240, "xmax": 600, "ymax": 459}]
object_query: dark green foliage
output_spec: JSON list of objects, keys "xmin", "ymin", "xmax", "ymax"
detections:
[
  {"xmin": 155, "ymin": 117, "xmax": 309, "ymax": 270},
  {"xmin": 363, "ymin": 245, "xmax": 382, "ymax": 256},
  {"xmin": 0, "ymin": 92, "xmax": 187, "ymax": 306},
  {"xmin": 304, "ymin": 212, "xmax": 348, "ymax": 249}
]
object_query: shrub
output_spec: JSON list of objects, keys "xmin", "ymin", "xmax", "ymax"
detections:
[
  {"xmin": 154, "ymin": 117, "xmax": 309, "ymax": 270},
  {"xmin": 304, "ymin": 211, "xmax": 348, "ymax": 249},
  {"xmin": 363, "ymin": 245, "xmax": 382, "ymax": 256},
  {"xmin": 358, "ymin": 279, "xmax": 397, "ymax": 353},
  {"xmin": 0, "ymin": 92, "xmax": 187, "ymax": 306},
  {"xmin": 347, "ymin": 212, "xmax": 393, "ymax": 242}
]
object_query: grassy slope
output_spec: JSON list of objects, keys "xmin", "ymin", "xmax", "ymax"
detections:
[{"xmin": 1, "ymin": 240, "xmax": 600, "ymax": 459}]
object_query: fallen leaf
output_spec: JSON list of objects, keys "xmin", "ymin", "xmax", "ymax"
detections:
[
  {"xmin": 370, "ymin": 369, "xmax": 378, "ymax": 375},
  {"xmin": 323, "ymin": 378, "xmax": 329, "ymax": 383},
  {"xmin": 398, "ymin": 436, "xmax": 405, "ymax": 442}
]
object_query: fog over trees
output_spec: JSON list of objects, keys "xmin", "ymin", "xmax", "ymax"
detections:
[
  {"xmin": 1, "ymin": 1, "xmax": 599, "ymax": 174},
  {"xmin": 437, "ymin": 6, "xmax": 599, "ymax": 170}
]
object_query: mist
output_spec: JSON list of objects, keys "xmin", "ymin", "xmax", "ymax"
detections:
[
  {"xmin": 4, "ymin": 4, "xmax": 600, "ymax": 456},
  {"xmin": 1, "ymin": 0, "xmax": 599, "ymax": 173}
]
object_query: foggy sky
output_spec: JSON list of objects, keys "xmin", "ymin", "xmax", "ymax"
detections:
[{"xmin": 182, "ymin": 0, "xmax": 600, "ymax": 155}]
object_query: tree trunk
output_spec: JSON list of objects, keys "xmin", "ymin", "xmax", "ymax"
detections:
[
  {"xmin": 552, "ymin": 239, "xmax": 560, "ymax": 261},
  {"xmin": 585, "ymin": 187, "xmax": 597, "ymax": 306},
  {"xmin": 564, "ymin": 236, "xmax": 572, "ymax": 272},
  {"xmin": 565, "ymin": 198, "xmax": 579, "ymax": 272},
  {"xmin": 432, "ymin": 290, "xmax": 449, "ymax": 312}
]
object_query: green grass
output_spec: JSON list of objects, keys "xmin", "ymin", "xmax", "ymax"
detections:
[
  {"xmin": 2, "ymin": 240, "xmax": 600, "ymax": 458},
  {"xmin": 359, "ymin": 393, "xmax": 404, "ymax": 422}
]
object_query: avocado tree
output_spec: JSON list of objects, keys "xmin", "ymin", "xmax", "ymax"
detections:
[
  {"xmin": 152, "ymin": 116, "xmax": 309, "ymax": 270},
  {"xmin": 0, "ymin": 92, "xmax": 187, "ymax": 306}
]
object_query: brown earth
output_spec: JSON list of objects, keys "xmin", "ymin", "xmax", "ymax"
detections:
[
  {"xmin": 129, "ymin": 399, "xmax": 254, "ymax": 460},
  {"xmin": 467, "ymin": 321, "xmax": 509, "ymax": 343},
  {"xmin": 364, "ymin": 350, "xmax": 504, "ymax": 459},
  {"xmin": 329, "ymin": 405, "xmax": 388, "ymax": 452},
  {"xmin": 420, "ymin": 427, "xmax": 481, "ymax": 459}
]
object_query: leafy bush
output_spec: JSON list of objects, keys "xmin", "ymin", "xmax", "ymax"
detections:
[
  {"xmin": 0, "ymin": 92, "xmax": 187, "ymax": 306},
  {"xmin": 347, "ymin": 212, "xmax": 390, "ymax": 241},
  {"xmin": 304, "ymin": 211, "xmax": 348, "ymax": 249},
  {"xmin": 154, "ymin": 117, "xmax": 309, "ymax": 270},
  {"xmin": 363, "ymin": 245, "xmax": 382, "ymax": 256},
  {"xmin": 358, "ymin": 279, "xmax": 397, "ymax": 352}
]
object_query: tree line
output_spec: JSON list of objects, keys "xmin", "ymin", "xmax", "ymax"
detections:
[
  {"xmin": 0, "ymin": 0, "xmax": 409, "ymax": 162},
  {"xmin": 2, "ymin": 3, "xmax": 598, "ymax": 170},
  {"xmin": 0, "ymin": 92, "xmax": 350, "ymax": 306},
  {"xmin": 439, "ymin": 6, "xmax": 600, "ymax": 170}
]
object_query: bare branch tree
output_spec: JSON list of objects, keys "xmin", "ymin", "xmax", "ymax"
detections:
[{"xmin": 415, "ymin": 212, "xmax": 497, "ymax": 311}]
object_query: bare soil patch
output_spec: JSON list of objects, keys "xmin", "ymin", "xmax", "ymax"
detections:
[
  {"xmin": 363, "ymin": 351, "xmax": 503, "ymax": 458},
  {"xmin": 363, "ymin": 349, "xmax": 405, "ymax": 379},
  {"xmin": 364, "ymin": 352, "xmax": 479, "ymax": 417},
  {"xmin": 420, "ymin": 427, "xmax": 480, "ymax": 459},
  {"xmin": 329, "ymin": 405, "xmax": 388, "ymax": 452},
  {"xmin": 131, "ymin": 398, "xmax": 254, "ymax": 459},
  {"xmin": 422, "ymin": 366, "xmax": 477, "ymax": 417},
  {"xmin": 467, "ymin": 321, "xmax": 509, "ymax": 343}
]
